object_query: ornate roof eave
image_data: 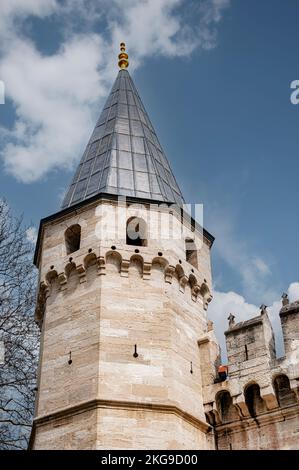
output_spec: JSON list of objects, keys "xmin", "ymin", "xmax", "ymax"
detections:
[{"xmin": 33, "ymin": 191, "xmax": 215, "ymax": 268}]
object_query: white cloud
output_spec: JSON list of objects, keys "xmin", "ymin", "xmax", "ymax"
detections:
[
  {"xmin": 1, "ymin": 35, "xmax": 105, "ymax": 182},
  {"xmin": 207, "ymin": 206, "xmax": 277, "ymax": 303},
  {"xmin": 208, "ymin": 282, "xmax": 299, "ymax": 362},
  {"xmin": 0, "ymin": 0, "xmax": 230, "ymax": 183},
  {"xmin": 26, "ymin": 226, "xmax": 38, "ymax": 243},
  {"xmin": 252, "ymin": 257, "xmax": 271, "ymax": 276},
  {"xmin": 0, "ymin": 0, "xmax": 57, "ymax": 21},
  {"xmin": 287, "ymin": 282, "xmax": 299, "ymax": 302},
  {"xmin": 208, "ymin": 290, "xmax": 258, "ymax": 360},
  {"xmin": 110, "ymin": 0, "xmax": 230, "ymax": 62},
  {"xmin": 0, "ymin": 0, "xmax": 58, "ymax": 40},
  {"xmin": 206, "ymin": 206, "xmax": 288, "ymax": 360}
]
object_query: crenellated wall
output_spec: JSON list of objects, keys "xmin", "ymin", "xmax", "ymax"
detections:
[{"xmin": 199, "ymin": 300, "xmax": 299, "ymax": 450}]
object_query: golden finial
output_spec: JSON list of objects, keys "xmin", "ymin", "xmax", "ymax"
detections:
[{"xmin": 118, "ymin": 42, "xmax": 129, "ymax": 69}]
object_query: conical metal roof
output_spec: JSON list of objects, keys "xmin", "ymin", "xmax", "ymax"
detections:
[{"xmin": 61, "ymin": 69, "xmax": 184, "ymax": 209}]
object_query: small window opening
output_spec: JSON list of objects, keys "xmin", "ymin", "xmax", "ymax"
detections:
[
  {"xmin": 274, "ymin": 374, "xmax": 297, "ymax": 408},
  {"xmin": 245, "ymin": 384, "xmax": 266, "ymax": 418},
  {"xmin": 245, "ymin": 345, "xmax": 248, "ymax": 361},
  {"xmin": 217, "ymin": 391, "xmax": 239, "ymax": 423},
  {"xmin": 126, "ymin": 217, "xmax": 147, "ymax": 247},
  {"xmin": 185, "ymin": 238, "xmax": 198, "ymax": 269},
  {"xmin": 65, "ymin": 224, "xmax": 81, "ymax": 255}
]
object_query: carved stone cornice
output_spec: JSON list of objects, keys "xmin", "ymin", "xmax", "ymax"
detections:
[{"xmin": 31, "ymin": 398, "xmax": 211, "ymax": 436}]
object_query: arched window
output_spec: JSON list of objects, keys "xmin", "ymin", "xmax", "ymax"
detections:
[
  {"xmin": 245, "ymin": 383, "xmax": 266, "ymax": 417},
  {"xmin": 274, "ymin": 374, "xmax": 297, "ymax": 408},
  {"xmin": 216, "ymin": 391, "xmax": 239, "ymax": 423},
  {"xmin": 126, "ymin": 217, "xmax": 147, "ymax": 247},
  {"xmin": 185, "ymin": 238, "xmax": 198, "ymax": 269},
  {"xmin": 65, "ymin": 224, "xmax": 81, "ymax": 255}
]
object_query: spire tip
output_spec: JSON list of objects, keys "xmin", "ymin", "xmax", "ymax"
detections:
[{"xmin": 118, "ymin": 42, "xmax": 129, "ymax": 69}]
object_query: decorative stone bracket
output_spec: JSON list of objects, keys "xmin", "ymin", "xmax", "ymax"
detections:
[
  {"xmin": 260, "ymin": 385, "xmax": 279, "ymax": 410},
  {"xmin": 179, "ymin": 275, "xmax": 189, "ymax": 293},
  {"xmin": 233, "ymin": 395, "xmax": 251, "ymax": 418},
  {"xmin": 58, "ymin": 272, "xmax": 67, "ymax": 290},
  {"xmin": 204, "ymin": 403, "xmax": 221, "ymax": 426},
  {"xmin": 120, "ymin": 260, "xmax": 130, "ymax": 277},
  {"xmin": 97, "ymin": 256, "xmax": 106, "ymax": 276},
  {"xmin": 191, "ymin": 285, "xmax": 201, "ymax": 302},
  {"xmin": 165, "ymin": 266, "xmax": 175, "ymax": 284},
  {"xmin": 37, "ymin": 249, "xmax": 213, "ymax": 327},
  {"xmin": 143, "ymin": 262, "xmax": 151, "ymax": 280},
  {"xmin": 76, "ymin": 264, "xmax": 86, "ymax": 283}
]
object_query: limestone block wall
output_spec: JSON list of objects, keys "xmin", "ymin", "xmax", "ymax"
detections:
[
  {"xmin": 31, "ymin": 198, "xmax": 214, "ymax": 449},
  {"xmin": 97, "ymin": 408, "xmax": 214, "ymax": 450},
  {"xmin": 215, "ymin": 409, "xmax": 299, "ymax": 450},
  {"xmin": 225, "ymin": 311, "xmax": 276, "ymax": 379},
  {"xmin": 32, "ymin": 409, "xmax": 98, "ymax": 450}
]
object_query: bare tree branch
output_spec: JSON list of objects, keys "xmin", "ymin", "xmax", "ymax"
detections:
[{"xmin": 0, "ymin": 199, "xmax": 39, "ymax": 450}]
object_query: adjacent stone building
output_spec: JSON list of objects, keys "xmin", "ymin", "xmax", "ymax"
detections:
[
  {"xmin": 201, "ymin": 299, "xmax": 299, "ymax": 449},
  {"xmin": 30, "ymin": 45, "xmax": 299, "ymax": 450}
]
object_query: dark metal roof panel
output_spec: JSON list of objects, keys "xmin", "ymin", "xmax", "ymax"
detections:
[
  {"xmin": 61, "ymin": 69, "xmax": 185, "ymax": 209},
  {"xmin": 34, "ymin": 192, "xmax": 215, "ymax": 267}
]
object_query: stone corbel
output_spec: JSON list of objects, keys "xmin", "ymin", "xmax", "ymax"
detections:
[
  {"xmin": 204, "ymin": 402, "xmax": 221, "ymax": 425},
  {"xmin": 293, "ymin": 388, "xmax": 299, "ymax": 403},
  {"xmin": 191, "ymin": 285, "xmax": 201, "ymax": 302},
  {"xmin": 212, "ymin": 405, "xmax": 221, "ymax": 425},
  {"xmin": 203, "ymin": 292, "xmax": 213, "ymax": 311},
  {"xmin": 260, "ymin": 385, "xmax": 279, "ymax": 410},
  {"xmin": 35, "ymin": 301, "xmax": 44, "ymax": 328},
  {"xmin": 143, "ymin": 262, "xmax": 151, "ymax": 280},
  {"xmin": 97, "ymin": 256, "xmax": 106, "ymax": 276},
  {"xmin": 120, "ymin": 260, "xmax": 130, "ymax": 278},
  {"xmin": 204, "ymin": 403, "xmax": 218, "ymax": 426},
  {"xmin": 58, "ymin": 272, "xmax": 67, "ymax": 290},
  {"xmin": 289, "ymin": 379, "xmax": 299, "ymax": 402},
  {"xmin": 40, "ymin": 280, "xmax": 50, "ymax": 300},
  {"xmin": 214, "ymin": 411, "xmax": 222, "ymax": 426},
  {"xmin": 233, "ymin": 395, "xmax": 250, "ymax": 418},
  {"xmin": 179, "ymin": 275, "xmax": 189, "ymax": 293},
  {"xmin": 35, "ymin": 281, "xmax": 49, "ymax": 329},
  {"xmin": 165, "ymin": 265, "xmax": 175, "ymax": 284},
  {"xmin": 35, "ymin": 307, "xmax": 43, "ymax": 330},
  {"xmin": 204, "ymin": 411, "xmax": 215, "ymax": 426},
  {"xmin": 76, "ymin": 264, "xmax": 86, "ymax": 283}
]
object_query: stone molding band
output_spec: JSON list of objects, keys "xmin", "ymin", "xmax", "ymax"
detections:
[{"xmin": 30, "ymin": 398, "xmax": 212, "ymax": 446}]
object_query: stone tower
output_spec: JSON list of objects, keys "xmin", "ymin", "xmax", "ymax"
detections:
[{"xmin": 30, "ymin": 45, "xmax": 215, "ymax": 450}]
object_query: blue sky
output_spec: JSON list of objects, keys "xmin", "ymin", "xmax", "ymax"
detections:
[{"xmin": 0, "ymin": 0, "xmax": 298, "ymax": 356}]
